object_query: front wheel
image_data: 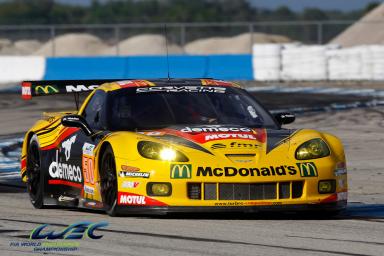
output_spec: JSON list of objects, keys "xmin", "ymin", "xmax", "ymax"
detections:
[
  {"xmin": 100, "ymin": 145, "xmax": 118, "ymax": 216},
  {"xmin": 27, "ymin": 134, "xmax": 45, "ymax": 209}
]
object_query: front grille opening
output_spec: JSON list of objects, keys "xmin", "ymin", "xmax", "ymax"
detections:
[
  {"xmin": 204, "ymin": 183, "xmax": 217, "ymax": 200},
  {"xmin": 250, "ymin": 183, "xmax": 276, "ymax": 200},
  {"xmin": 292, "ymin": 181, "xmax": 304, "ymax": 198},
  {"xmin": 187, "ymin": 183, "xmax": 201, "ymax": 200},
  {"xmin": 279, "ymin": 182, "xmax": 290, "ymax": 199},
  {"xmin": 219, "ymin": 183, "xmax": 277, "ymax": 200}
]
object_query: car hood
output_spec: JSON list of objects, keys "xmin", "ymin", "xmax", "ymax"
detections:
[{"xmin": 137, "ymin": 124, "xmax": 298, "ymax": 156}]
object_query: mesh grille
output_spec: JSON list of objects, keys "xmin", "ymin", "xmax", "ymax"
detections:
[
  {"xmin": 219, "ymin": 183, "xmax": 278, "ymax": 200},
  {"xmin": 189, "ymin": 181, "xmax": 304, "ymax": 201},
  {"xmin": 204, "ymin": 183, "xmax": 217, "ymax": 200}
]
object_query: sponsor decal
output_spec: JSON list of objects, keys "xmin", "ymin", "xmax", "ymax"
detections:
[
  {"xmin": 247, "ymin": 106, "xmax": 258, "ymax": 118},
  {"xmin": 49, "ymin": 151, "xmax": 82, "ymax": 183},
  {"xmin": 200, "ymin": 79, "xmax": 234, "ymax": 86},
  {"xmin": 21, "ymin": 82, "xmax": 32, "ymax": 99},
  {"xmin": 181, "ymin": 126, "xmax": 251, "ymax": 133},
  {"xmin": 205, "ymin": 133, "xmax": 258, "ymax": 142},
  {"xmin": 65, "ymin": 85, "xmax": 98, "ymax": 93},
  {"xmin": 121, "ymin": 165, "xmax": 140, "ymax": 172},
  {"xmin": 136, "ymin": 86, "xmax": 226, "ymax": 94},
  {"xmin": 62, "ymin": 135, "xmax": 76, "ymax": 161},
  {"xmin": 196, "ymin": 165, "xmax": 297, "ymax": 177},
  {"xmin": 118, "ymin": 193, "xmax": 146, "ymax": 205},
  {"xmin": 211, "ymin": 143, "xmax": 226, "ymax": 149},
  {"xmin": 117, "ymin": 80, "xmax": 155, "ymax": 88},
  {"xmin": 121, "ymin": 181, "xmax": 140, "ymax": 189},
  {"xmin": 82, "ymin": 143, "xmax": 95, "ymax": 156},
  {"xmin": 84, "ymin": 185, "xmax": 95, "ymax": 195},
  {"xmin": 334, "ymin": 162, "xmax": 347, "ymax": 176},
  {"xmin": 337, "ymin": 192, "xmax": 348, "ymax": 201},
  {"xmin": 139, "ymin": 131, "xmax": 165, "ymax": 136},
  {"xmin": 296, "ymin": 162, "xmax": 318, "ymax": 177},
  {"xmin": 58, "ymin": 195, "xmax": 76, "ymax": 202},
  {"xmin": 119, "ymin": 171, "xmax": 150, "ymax": 178},
  {"xmin": 229, "ymin": 141, "xmax": 259, "ymax": 149},
  {"xmin": 117, "ymin": 192, "xmax": 168, "ymax": 206},
  {"xmin": 35, "ymin": 85, "xmax": 59, "ymax": 95},
  {"xmin": 170, "ymin": 164, "xmax": 192, "ymax": 179}
]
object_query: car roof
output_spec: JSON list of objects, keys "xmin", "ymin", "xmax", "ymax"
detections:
[{"xmin": 97, "ymin": 78, "xmax": 241, "ymax": 92}]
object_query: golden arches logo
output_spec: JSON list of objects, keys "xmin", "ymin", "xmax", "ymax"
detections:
[
  {"xmin": 297, "ymin": 162, "xmax": 318, "ymax": 177},
  {"xmin": 35, "ymin": 85, "xmax": 59, "ymax": 95},
  {"xmin": 170, "ymin": 164, "xmax": 192, "ymax": 179}
]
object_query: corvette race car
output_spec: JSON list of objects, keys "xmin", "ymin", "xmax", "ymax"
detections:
[{"xmin": 20, "ymin": 79, "xmax": 348, "ymax": 216}]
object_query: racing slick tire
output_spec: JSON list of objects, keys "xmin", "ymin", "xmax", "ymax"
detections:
[
  {"xmin": 26, "ymin": 134, "xmax": 45, "ymax": 209},
  {"xmin": 100, "ymin": 145, "xmax": 119, "ymax": 216}
]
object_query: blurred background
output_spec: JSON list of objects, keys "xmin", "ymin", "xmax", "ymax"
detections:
[{"xmin": 0, "ymin": 0, "xmax": 384, "ymax": 82}]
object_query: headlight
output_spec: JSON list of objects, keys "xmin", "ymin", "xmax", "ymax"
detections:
[
  {"xmin": 137, "ymin": 141, "xmax": 188, "ymax": 162},
  {"xmin": 318, "ymin": 180, "xmax": 336, "ymax": 194},
  {"xmin": 295, "ymin": 138, "xmax": 330, "ymax": 160}
]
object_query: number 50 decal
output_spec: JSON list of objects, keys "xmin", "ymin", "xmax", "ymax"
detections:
[{"xmin": 82, "ymin": 143, "xmax": 96, "ymax": 185}]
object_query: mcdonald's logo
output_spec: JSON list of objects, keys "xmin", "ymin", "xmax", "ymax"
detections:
[
  {"xmin": 35, "ymin": 85, "xmax": 59, "ymax": 95},
  {"xmin": 170, "ymin": 164, "xmax": 192, "ymax": 179},
  {"xmin": 296, "ymin": 162, "xmax": 318, "ymax": 177}
]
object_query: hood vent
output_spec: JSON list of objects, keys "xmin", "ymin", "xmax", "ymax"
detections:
[{"xmin": 225, "ymin": 154, "xmax": 256, "ymax": 164}]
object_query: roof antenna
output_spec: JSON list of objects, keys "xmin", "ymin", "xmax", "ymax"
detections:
[{"xmin": 164, "ymin": 24, "xmax": 171, "ymax": 81}]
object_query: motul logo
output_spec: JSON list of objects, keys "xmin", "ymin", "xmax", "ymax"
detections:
[
  {"xmin": 118, "ymin": 193, "xmax": 146, "ymax": 205},
  {"xmin": 205, "ymin": 133, "xmax": 257, "ymax": 141}
]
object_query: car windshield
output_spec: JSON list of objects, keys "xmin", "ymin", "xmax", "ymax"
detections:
[{"xmin": 107, "ymin": 86, "xmax": 277, "ymax": 130}]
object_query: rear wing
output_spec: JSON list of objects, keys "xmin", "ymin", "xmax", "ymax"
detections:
[{"xmin": 21, "ymin": 79, "xmax": 117, "ymax": 100}]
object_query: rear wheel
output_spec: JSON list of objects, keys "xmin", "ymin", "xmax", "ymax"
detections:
[
  {"xmin": 27, "ymin": 135, "xmax": 45, "ymax": 209},
  {"xmin": 100, "ymin": 145, "xmax": 118, "ymax": 216}
]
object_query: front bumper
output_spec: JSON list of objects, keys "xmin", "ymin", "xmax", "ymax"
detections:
[{"xmin": 115, "ymin": 200, "xmax": 347, "ymax": 215}]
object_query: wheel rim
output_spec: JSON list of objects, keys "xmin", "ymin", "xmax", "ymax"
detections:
[
  {"xmin": 101, "ymin": 152, "xmax": 117, "ymax": 209},
  {"xmin": 27, "ymin": 142, "xmax": 40, "ymax": 200}
]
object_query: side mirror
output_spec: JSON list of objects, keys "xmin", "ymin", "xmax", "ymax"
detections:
[
  {"xmin": 61, "ymin": 114, "xmax": 94, "ymax": 136},
  {"xmin": 274, "ymin": 112, "xmax": 295, "ymax": 126}
]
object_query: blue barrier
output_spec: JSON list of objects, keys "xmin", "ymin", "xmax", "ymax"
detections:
[
  {"xmin": 206, "ymin": 55, "xmax": 253, "ymax": 80},
  {"xmin": 44, "ymin": 57, "xmax": 127, "ymax": 80},
  {"xmin": 44, "ymin": 55, "xmax": 252, "ymax": 80}
]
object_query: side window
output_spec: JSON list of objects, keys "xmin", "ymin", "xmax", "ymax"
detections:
[{"xmin": 82, "ymin": 90, "xmax": 107, "ymax": 130}]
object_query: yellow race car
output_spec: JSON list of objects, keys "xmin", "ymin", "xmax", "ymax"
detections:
[{"xmin": 20, "ymin": 79, "xmax": 347, "ymax": 216}]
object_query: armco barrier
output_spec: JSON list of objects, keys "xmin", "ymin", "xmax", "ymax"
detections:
[{"xmin": 43, "ymin": 55, "xmax": 252, "ymax": 80}]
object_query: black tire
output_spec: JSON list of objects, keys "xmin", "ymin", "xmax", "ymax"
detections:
[
  {"xmin": 100, "ymin": 145, "xmax": 118, "ymax": 216},
  {"xmin": 26, "ymin": 134, "xmax": 45, "ymax": 209}
]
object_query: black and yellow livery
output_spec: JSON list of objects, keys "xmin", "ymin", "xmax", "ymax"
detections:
[{"xmin": 20, "ymin": 79, "xmax": 348, "ymax": 216}]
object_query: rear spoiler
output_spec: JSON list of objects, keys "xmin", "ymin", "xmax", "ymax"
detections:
[{"xmin": 21, "ymin": 79, "xmax": 117, "ymax": 100}]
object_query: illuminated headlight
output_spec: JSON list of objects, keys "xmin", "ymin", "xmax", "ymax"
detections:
[
  {"xmin": 147, "ymin": 183, "xmax": 172, "ymax": 196},
  {"xmin": 318, "ymin": 180, "xmax": 336, "ymax": 194},
  {"xmin": 295, "ymin": 139, "xmax": 330, "ymax": 160},
  {"xmin": 137, "ymin": 141, "xmax": 188, "ymax": 162}
]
